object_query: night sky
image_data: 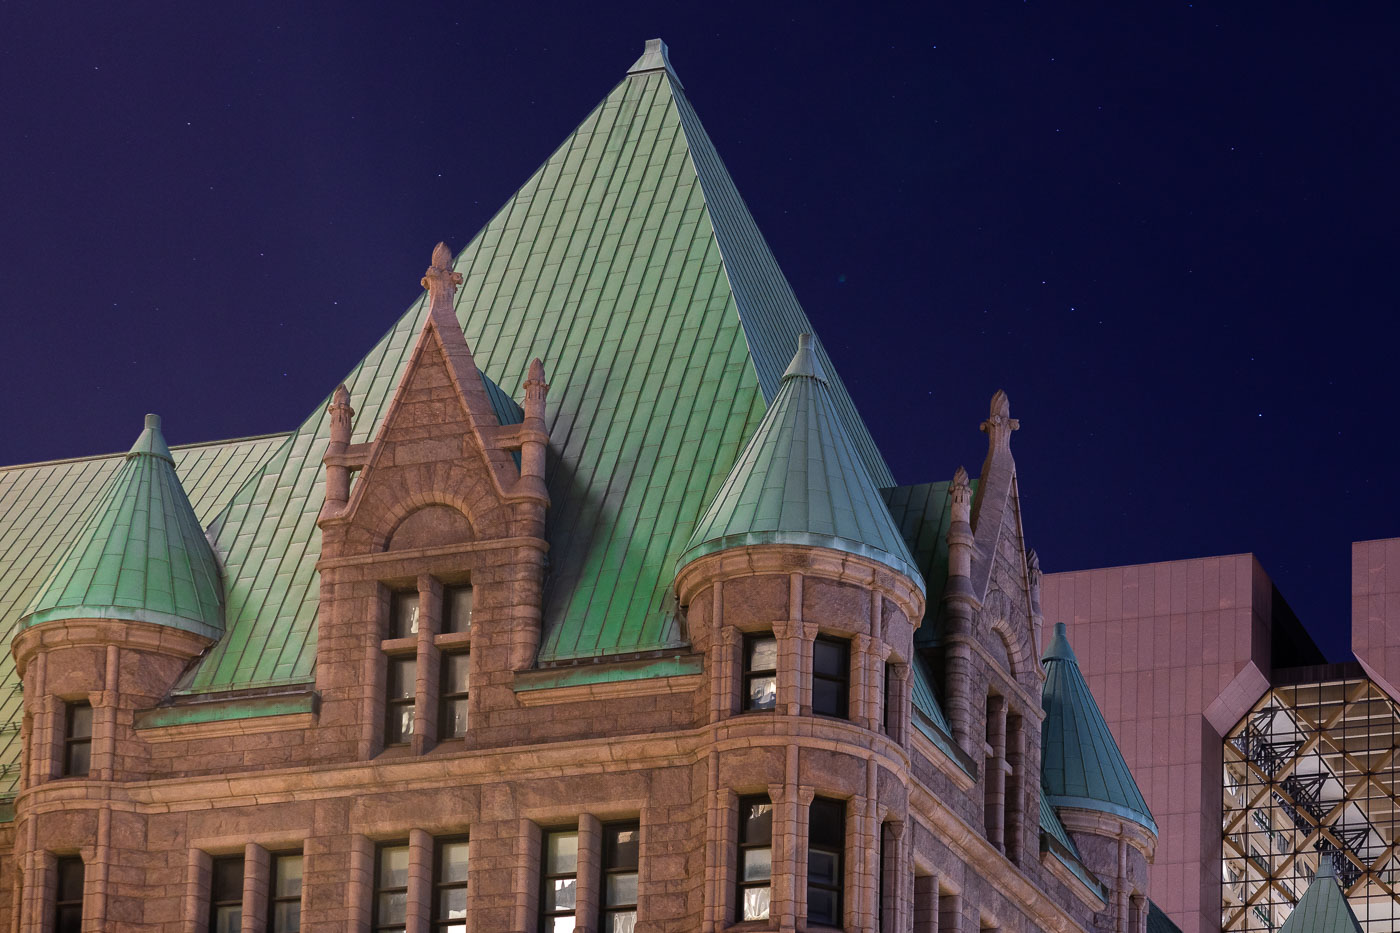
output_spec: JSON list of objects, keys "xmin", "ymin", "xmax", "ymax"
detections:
[{"xmin": 3, "ymin": 4, "xmax": 1397, "ymax": 661}]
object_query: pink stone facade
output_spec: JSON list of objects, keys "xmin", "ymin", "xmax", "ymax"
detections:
[{"xmin": 1352, "ymin": 537, "xmax": 1400, "ymax": 705}]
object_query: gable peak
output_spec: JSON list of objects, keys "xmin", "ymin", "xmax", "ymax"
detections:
[{"xmin": 422, "ymin": 241, "xmax": 463, "ymax": 317}]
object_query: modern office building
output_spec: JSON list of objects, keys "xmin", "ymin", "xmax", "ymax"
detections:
[
  {"xmin": 0, "ymin": 40, "xmax": 1176, "ymax": 933},
  {"xmin": 1045, "ymin": 541, "xmax": 1400, "ymax": 933}
]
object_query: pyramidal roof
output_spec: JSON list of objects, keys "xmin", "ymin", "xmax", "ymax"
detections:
[
  {"xmin": 19, "ymin": 415, "xmax": 224, "ymax": 640},
  {"xmin": 160, "ymin": 38, "xmax": 894, "ymax": 690},
  {"xmin": 1278, "ymin": 861, "xmax": 1363, "ymax": 933},
  {"xmin": 678, "ymin": 334, "xmax": 921, "ymax": 584},
  {"xmin": 1041, "ymin": 622, "xmax": 1157, "ymax": 834}
]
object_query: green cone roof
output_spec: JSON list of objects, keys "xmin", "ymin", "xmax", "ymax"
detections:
[
  {"xmin": 19, "ymin": 415, "xmax": 224, "ymax": 640},
  {"xmin": 1041, "ymin": 622, "xmax": 1157, "ymax": 834},
  {"xmin": 676, "ymin": 335, "xmax": 922, "ymax": 586},
  {"xmin": 1278, "ymin": 861, "xmax": 1363, "ymax": 933}
]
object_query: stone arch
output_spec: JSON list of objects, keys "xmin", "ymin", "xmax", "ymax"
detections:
[
  {"xmin": 987, "ymin": 612, "xmax": 1032, "ymax": 679},
  {"xmin": 384, "ymin": 504, "xmax": 474, "ymax": 551},
  {"xmin": 360, "ymin": 462, "xmax": 507, "ymax": 550}
]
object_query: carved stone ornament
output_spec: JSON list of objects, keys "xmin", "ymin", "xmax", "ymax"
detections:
[
  {"xmin": 421, "ymin": 241, "xmax": 464, "ymax": 312},
  {"xmin": 980, "ymin": 389, "xmax": 1020, "ymax": 452}
]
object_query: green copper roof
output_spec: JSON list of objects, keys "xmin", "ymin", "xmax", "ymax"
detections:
[
  {"xmin": 677, "ymin": 335, "xmax": 921, "ymax": 584},
  {"xmin": 1038, "ymin": 792, "xmax": 1109, "ymax": 902},
  {"xmin": 1278, "ymin": 862, "xmax": 1364, "ymax": 933},
  {"xmin": 0, "ymin": 432, "xmax": 285, "ymax": 796},
  {"xmin": 1041, "ymin": 622, "xmax": 1157, "ymax": 834},
  {"xmin": 1147, "ymin": 902, "xmax": 1184, "ymax": 933},
  {"xmin": 170, "ymin": 43, "xmax": 892, "ymax": 689},
  {"xmin": 19, "ymin": 415, "xmax": 225, "ymax": 640},
  {"xmin": 882, "ymin": 479, "xmax": 980, "ymax": 645}
]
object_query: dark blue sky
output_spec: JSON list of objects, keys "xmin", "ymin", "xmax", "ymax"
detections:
[{"xmin": 3, "ymin": 3, "xmax": 1396, "ymax": 660}]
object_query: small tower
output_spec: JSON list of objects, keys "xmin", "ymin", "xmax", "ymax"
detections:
[
  {"xmin": 1041, "ymin": 623, "xmax": 1157, "ymax": 932},
  {"xmin": 1277, "ymin": 860, "xmax": 1364, "ymax": 933}
]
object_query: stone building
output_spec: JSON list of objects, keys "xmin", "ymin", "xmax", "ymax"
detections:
[{"xmin": 0, "ymin": 40, "xmax": 1174, "ymax": 932}]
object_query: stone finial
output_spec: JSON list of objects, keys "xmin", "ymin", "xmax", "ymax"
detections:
[
  {"xmin": 523, "ymin": 358, "xmax": 549, "ymax": 422},
  {"xmin": 1026, "ymin": 548, "xmax": 1041, "ymax": 584},
  {"xmin": 328, "ymin": 385, "xmax": 354, "ymax": 450},
  {"xmin": 950, "ymin": 465, "xmax": 972, "ymax": 522},
  {"xmin": 323, "ymin": 385, "xmax": 356, "ymax": 511},
  {"xmin": 421, "ymin": 242, "xmax": 463, "ymax": 313},
  {"xmin": 518, "ymin": 358, "xmax": 551, "ymax": 498},
  {"xmin": 980, "ymin": 389, "xmax": 1020, "ymax": 452}
]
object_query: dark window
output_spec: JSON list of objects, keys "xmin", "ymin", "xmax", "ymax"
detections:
[
  {"xmin": 807, "ymin": 797, "xmax": 845, "ymax": 927},
  {"xmin": 439, "ymin": 653, "xmax": 470, "ymax": 740},
  {"xmin": 268, "ymin": 852, "xmax": 303, "ymax": 933},
  {"xmin": 53, "ymin": 857, "xmax": 84, "ymax": 933},
  {"xmin": 385, "ymin": 657, "xmax": 417, "ymax": 746},
  {"xmin": 539, "ymin": 829, "xmax": 579, "ymax": 932},
  {"xmin": 600, "ymin": 822, "xmax": 639, "ymax": 932},
  {"xmin": 432, "ymin": 837, "xmax": 469, "ymax": 933},
  {"xmin": 209, "ymin": 855, "xmax": 244, "ymax": 933},
  {"xmin": 390, "ymin": 591, "xmax": 420, "ymax": 639},
  {"xmin": 443, "ymin": 585, "xmax": 473, "ymax": 634},
  {"xmin": 374, "ymin": 843, "xmax": 410, "ymax": 933},
  {"xmin": 742, "ymin": 634, "xmax": 778, "ymax": 711},
  {"xmin": 736, "ymin": 795, "xmax": 773, "ymax": 922},
  {"xmin": 812, "ymin": 637, "xmax": 850, "ymax": 719},
  {"xmin": 63, "ymin": 702, "xmax": 92, "ymax": 777}
]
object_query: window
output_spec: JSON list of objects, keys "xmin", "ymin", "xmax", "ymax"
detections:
[
  {"xmin": 600, "ymin": 823, "xmax": 639, "ymax": 933},
  {"xmin": 540, "ymin": 829, "xmax": 579, "ymax": 932},
  {"xmin": 812, "ymin": 637, "xmax": 849, "ymax": 719},
  {"xmin": 432, "ymin": 837, "xmax": 469, "ymax": 933},
  {"xmin": 209, "ymin": 855, "xmax": 244, "ymax": 933},
  {"xmin": 390, "ymin": 591, "xmax": 420, "ymax": 639},
  {"xmin": 443, "ymin": 585, "xmax": 473, "ymax": 634},
  {"xmin": 385, "ymin": 657, "xmax": 417, "ymax": 746},
  {"xmin": 736, "ymin": 795, "xmax": 773, "ymax": 922},
  {"xmin": 374, "ymin": 843, "xmax": 410, "ymax": 933},
  {"xmin": 63, "ymin": 701, "xmax": 92, "ymax": 777},
  {"xmin": 53, "ymin": 857, "xmax": 84, "ymax": 933},
  {"xmin": 269, "ymin": 852, "xmax": 303, "ymax": 933},
  {"xmin": 807, "ymin": 797, "xmax": 845, "ymax": 927},
  {"xmin": 439, "ymin": 653, "xmax": 470, "ymax": 740},
  {"xmin": 742, "ymin": 634, "xmax": 778, "ymax": 711}
]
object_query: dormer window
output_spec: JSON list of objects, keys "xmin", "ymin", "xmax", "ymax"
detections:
[
  {"xmin": 743, "ymin": 634, "xmax": 778, "ymax": 711},
  {"xmin": 443, "ymin": 585, "xmax": 473, "ymax": 634},
  {"xmin": 390, "ymin": 591, "xmax": 420, "ymax": 639}
]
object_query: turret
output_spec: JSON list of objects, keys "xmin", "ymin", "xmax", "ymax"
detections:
[{"xmin": 1041, "ymin": 623, "xmax": 1157, "ymax": 932}]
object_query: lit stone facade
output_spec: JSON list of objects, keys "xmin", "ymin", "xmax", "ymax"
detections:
[{"xmin": 0, "ymin": 40, "xmax": 1170, "ymax": 933}]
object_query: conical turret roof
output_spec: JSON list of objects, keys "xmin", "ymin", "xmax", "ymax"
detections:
[
  {"xmin": 1278, "ymin": 861, "xmax": 1363, "ymax": 933},
  {"xmin": 19, "ymin": 415, "xmax": 224, "ymax": 640},
  {"xmin": 676, "ymin": 335, "xmax": 923, "ymax": 586},
  {"xmin": 1041, "ymin": 622, "xmax": 1157, "ymax": 834}
]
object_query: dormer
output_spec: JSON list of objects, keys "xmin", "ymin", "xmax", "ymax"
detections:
[{"xmin": 312, "ymin": 243, "xmax": 550, "ymax": 762}]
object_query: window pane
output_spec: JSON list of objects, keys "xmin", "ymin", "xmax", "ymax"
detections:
[
  {"xmin": 808, "ymin": 849, "xmax": 839, "ymax": 886},
  {"xmin": 442, "ymin": 698, "xmax": 469, "ymax": 739},
  {"xmin": 545, "ymin": 877, "xmax": 577, "ymax": 911},
  {"xmin": 549, "ymin": 918, "xmax": 577, "ymax": 933},
  {"xmin": 379, "ymin": 846, "xmax": 410, "ymax": 887},
  {"xmin": 443, "ymin": 654, "xmax": 470, "ymax": 692},
  {"xmin": 211, "ymin": 858, "xmax": 244, "ymax": 901},
  {"xmin": 274, "ymin": 854, "xmax": 303, "ymax": 897},
  {"xmin": 387, "ymin": 706, "xmax": 415, "ymax": 745},
  {"xmin": 65, "ymin": 742, "xmax": 91, "ymax": 777},
  {"xmin": 604, "ymin": 826, "xmax": 638, "ymax": 870},
  {"xmin": 377, "ymin": 890, "xmax": 407, "ymax": 925},
  {"xmin": 747, "ymin": 675, "xmax": 777, "ymax": 710},
  {"xmin": 812, "ymin": 678, "xmax": 845, "ymax": 717},
  {"xmin": 741, "ymin": 801, "xmax": 772, "ymax": 845},
  {"xmin": 68, "ymin": 704, "xmax": 93, "ymax": 738},
  {"xmin": 439, "ymin": 841, "xmax": 469, "ymax": 883},
  {"xmin": 444, "ymin": 586, "xmax": 473, "ymax": 633},
  {"xmin": 810, "ymin": 798, "xmax": 845, "ymax": 848},
  {"xmin": 391, "ymin": 592, "xmax": 420, "ymax": 638},
  {"xmin": 742, "ymin": 847, "xmax": 772, "ymax": 882},
  {"xmin": 56, "ymin": 859, "xmax": 84, "ymax": 900},
  {"xmin": 437, "ymin": 887, "xmax": 467, "ymax": 919},
  {"xmin": 214, "ymin": 905, "xmax": 242, "ymax": 933},
  {"xmin": 606, "ymin": 912, "xmax": 637, "ymax": 933},
  {"xmin": 606, "ymin": 872, "xmax": 638, "ymax": 907},
  {"xmin": 747, "ymin": 636, "xmax": 777, "ymax": 671},
  {"xmin": 813, "ymin": 638, "xmax": 847, "ymax": 676},
  {"xmin": 546, "ymin": 832, "xmax": 578, "ymax": 873},
  {"xmin": 741, "ymin": 885, "xmax": 771, "ymax": 921},
  {"xmin": 55, "ymin": 905, "xmax": 83, "ymax": 933},
  {"xmin": 808, "ymin": 887, "xmax": 840, "ymax": 926},
  {"xmin": 388, "ymin": 658, "xmax": 417, "ymax": 699},
  {"xmin": 272, "ymin": 900, "xmax": 301, "ymax": 933}
]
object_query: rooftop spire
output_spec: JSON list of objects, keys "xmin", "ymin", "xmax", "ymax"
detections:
[
  {"xmin": 627, "ymin": 38, "xmax": 683, "ymax": 86},
  {"xmin": 421, "ymin": 242, "xmax": 463, "ymax": 316},
  {"xmin": 781, "ymin": 333, "xmax": 828, "ymax": 383},
  {"xmin": 18, "ymin": 415, "xmax": 224, "ymax": 640},
  {"xmin": 1277, "ymin": 857, "xmax": 1363, "ymax": 932}
]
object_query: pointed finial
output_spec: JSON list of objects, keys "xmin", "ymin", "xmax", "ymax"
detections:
[
  {"xmin": 950, "ymin": 465, "xmax": 972, "ymax": 513},
  {"xmin": 1316, "ymin": 858, "xmax": 1337, "ymax": 881},
  {"xmin": 1027, "ymin": 548, "xmax": 1041, "ymax": 583},
  {"xmin": 527, "ymin": 358, "xmax": 546, "ymax": 385},
  {"xmin": 980, "ymin": 390, "xmax": 1020, "ymax": 452},
  {"xmin": 145, "ymin": 413, "xmax": 161, "ymax": 430},
  {"xmin": 421, "ymin": 242, "xmax": 464, "ymax": 314},
  {"xmin": 781, "ymin": 333, "xmax": 829, "ymax": 383},
  {"xmin": 129, "ymin": 412, "xmax": 174, "ymax": 462}
]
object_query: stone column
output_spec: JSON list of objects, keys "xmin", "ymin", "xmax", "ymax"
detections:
[
  {"xmin": 412, "ymin": 575, "xmax": 441, "ymax": 755},
  {"xmin": 242, "ymin": 843, "xmax": 270, "ymax": 933},
  {"xmin": 183, "ymin": 847, "xmax": 212, "ymax": 933},
  {"xmin": 93, "ymin": 645, "xmax": 119, "ymax": 781},
  {"xmin": 716, "ymin": 624, "xmax": 739, "ymax": 722},
  {"xmin": 796, "ymin": 623, "xmax": 817, "ymax": 714},
  {"xmin": 913, "ymin": 873, "xmax": 937, "ymax": 933},
  {"xmin": 1005, "ymin": 712, "xmax": 1025, "ymax": 864},
  {"xmin": 851, "ymin": 634, "xmax": 872, "ymax": 726},
  {"xmin": 346, "ymin": 835, "xmax": 374, "ymax": 932},
  {"xmin": 767, "ymin": 781, "xmax": 795, "ymax": 931},
  {"xmin": 791, "ymin": 787, "xmax": 815, "ymax": 926},
  {"xmin": 774, "ymin": 621, "xmax": 803, "ymax": 717},
  {"xmin": 575, "ymin": 814, "xmax": 602, "ymax": 933}
]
